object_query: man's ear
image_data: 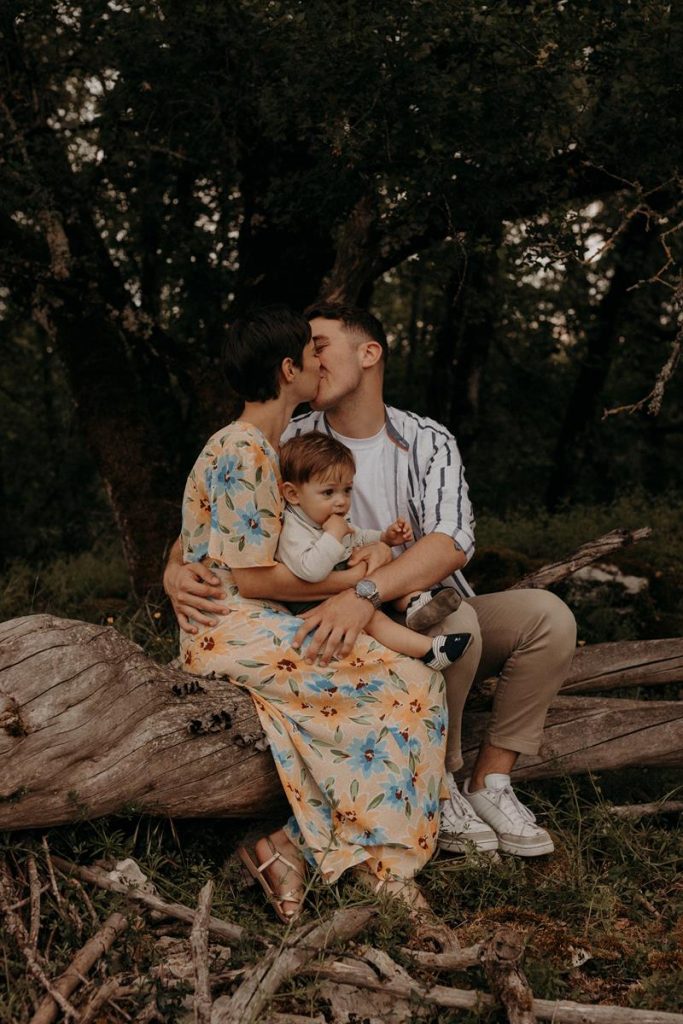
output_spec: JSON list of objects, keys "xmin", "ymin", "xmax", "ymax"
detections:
[
  {"xmin": 359, "ymin": 341, "xmax": 383, "ymax": 369},
  {"xmin": 282, "ymin": 481, "xmax": 300, "ymax": 504}
]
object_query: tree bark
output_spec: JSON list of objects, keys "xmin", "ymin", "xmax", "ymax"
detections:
[{"xmin": 1, "ymin": 614, "xmax": 682, "ymax": 831}]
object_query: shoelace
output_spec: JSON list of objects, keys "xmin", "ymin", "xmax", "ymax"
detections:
[
  {"xmin": 444, "ymin": 783, "xmax": 483, "ymax": 825},
  {"xmin": 493, "ymin": 784, "xmax": 538, "ymax": 826}
]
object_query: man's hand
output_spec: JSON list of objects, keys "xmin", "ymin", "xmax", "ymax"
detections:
[
  {"xmin": 292, "ymin": 589, "xmax": 375, "ymax": 665},
  {"xmin": 163, "ymin": 559, "xmax": 228, "ymax": 633},
  {"xmin": 381, "ymin": 518, "xmax": 414, "ymax": 547},
  {"xmin": 322, "ymin": 514, "xmax": 353, "ymax": 541},
  {"xmin": 347, "ymin": 541, "xmax": 393, "ymax": 575}
]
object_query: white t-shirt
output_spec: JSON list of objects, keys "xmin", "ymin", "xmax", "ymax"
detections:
[{"xmin": 328, "ymin": 425, "xmax": 398, "ymax": 539}]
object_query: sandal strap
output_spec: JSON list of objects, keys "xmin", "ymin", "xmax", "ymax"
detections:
[{"xmin": 258, "ymin": 850, "xmax": 300, "ymax": 875}]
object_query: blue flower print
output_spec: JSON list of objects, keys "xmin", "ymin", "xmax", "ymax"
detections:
[
  {"xmin": 304, "ymin": 673, "xmax": 339, "ymax": 698},
  {"xmin": 359, "ymin": 825, "xmax": 391, "ymax": 845},
  {"xmin": 382, "ymin": 768, "xmax": 417, "ymax": 808},
  {"xmin": 235, "ymin": 503, "xmax": 267, "ymax": 544},
  {"xmin": 388, "ymin": 725, "xmax": 421, "ymax": 755},
  {"xmin": 253, "ymin": 609, "xmax": 303, "ymax": 647},
  {"xmin": 337, "ymin": 675, "xmax": 383, "ymax": 699},
  {"xmin": 347, "ymin": 732, "xmax": 391, "ymax": 778},
  {"xmin": 425, "ymin": 709, "xmax": 447, "ymax": 744},
  {"xmin": 212, "ymin": 454, "xmax": 249, "ymax": 498}
]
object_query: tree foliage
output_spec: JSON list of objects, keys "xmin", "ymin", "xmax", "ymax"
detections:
[{"xmin": 1, "ymin": 0, "xmax": 681, "ymax": 590}]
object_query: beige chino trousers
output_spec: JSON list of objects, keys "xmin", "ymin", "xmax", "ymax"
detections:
[{"xmin": 427, "ymin": 589, "xmax": 577, "ymax": 774}]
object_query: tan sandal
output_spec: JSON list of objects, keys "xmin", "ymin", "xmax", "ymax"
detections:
[{"xmin": 238, "ymin": 841, "xmax": 305, "ymax": 924}]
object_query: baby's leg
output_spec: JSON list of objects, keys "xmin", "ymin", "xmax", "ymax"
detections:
[{"xmin": 367, "ymin": 611, "xmax": 471, "ymax": 670}]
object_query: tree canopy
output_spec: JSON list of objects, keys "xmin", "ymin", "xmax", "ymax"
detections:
[{"xmin": 1, "ymin": 0, "xmax": 681, "ymax": 592}]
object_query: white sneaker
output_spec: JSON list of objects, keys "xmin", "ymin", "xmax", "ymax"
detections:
[
  {"xmin": 438, "ymin": 776, "xmax": 499, "ymax": 853},
  {"xmin": 463, "ymin": 774, "xmax": 554, "ymax": 857}
]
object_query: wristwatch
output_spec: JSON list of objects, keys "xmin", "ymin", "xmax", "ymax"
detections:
[{"xmin": 355, "ymin": 578, "xmax": 382, "ymax": 609}]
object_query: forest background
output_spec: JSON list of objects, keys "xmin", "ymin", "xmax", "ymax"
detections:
[{"xmin": 1, "ymin": 2, "xmax": 682, "ymax": 1019}]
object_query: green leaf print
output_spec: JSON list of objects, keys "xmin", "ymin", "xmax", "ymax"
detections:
[
  {"xmin": 237, "ymin": 660, "xmax": 267, "ymax": 668},
  {"xmin": 224, "ymin": 492, "xmax": 234, "ymax": 511},
  {"xmin": 255, "ymin": 466, "xmax": 263, "ymax": 484},
  {"xmin": 288, "ymin": 679, "xmax": 300, "ymax": 695},
  {"xmin": 238, "ymin": 536, "xmax": 245, "ymax": 551},
  {"xmin": 350, "ymin": 779, "xmax": 359, "ymax": 800},
  {"xmin": 405, "ymin": 801, "xmax": 412, "ymax": 818},
  {"xmin": 388, "ymin": 670, "xmax": 409, "ymax": 693},
  {"xmin": 308, "ymin": 799, "xmax": 322, "ymax": 807},
  {"xmin": 331, "ymin": 749, "xmax": 350, "ymax": 761},
  {"xmin": 349, "ymin": 716, "xmax": 373, "ymax": 726},
  {"xmin": 383, "ymin": 760, "xmax": 400, "ymax": 774},
  {"xmin": 367, "ymin": 793, "xmax": 385, "ymax": 810},
  {"xmin": 333, "ymin": 726, "xmax": 343, "ymax": 743},
  {"xmin": 270, "ymin": 718, "xmax": 284, "ymax": 735},
  {"xmin": 243, "ymin": 480, "xmax": 255, "ymax": 491}
]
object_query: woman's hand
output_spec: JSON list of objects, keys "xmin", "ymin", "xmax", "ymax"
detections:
[
  {"xmin": 163, "ymin": 559, "xmax": 228, "ymax": 633},
  {"xmin": 292, "ymin": 590, "xmax": 375, "ymax": 665},
  {"xmin": 347, "ymin": 541, "xmax": 392, "ymax": 575}
]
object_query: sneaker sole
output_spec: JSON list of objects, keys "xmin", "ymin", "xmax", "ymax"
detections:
[
  {"xmin": 497, "ymin": 837, "xmax": 555, "ymax": 857},
  {"xmin": 438, "ymin": 834, "xmax": 500, "ymax": 854},
  {"xmin": 407, "ymin": 588, "xmax": 463, "ymax": 632}
]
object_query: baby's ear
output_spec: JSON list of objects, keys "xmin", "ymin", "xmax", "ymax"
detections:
[{"xmin": 281, "ymin": 481, "xmax": 300, "ymax": 504}]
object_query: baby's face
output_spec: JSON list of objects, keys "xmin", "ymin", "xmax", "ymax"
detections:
[{"xmin": 291, "ymin": 468, "xmax": 355, "ymax": 525}]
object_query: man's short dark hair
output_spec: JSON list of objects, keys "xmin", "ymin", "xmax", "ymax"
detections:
[
  {"xmin": 223, "ymin": 305, "xmax": 312, "ymax": 402},
  {"xmin": 304, "ymin": 301, "xmax": 389, "ymax": 362}
]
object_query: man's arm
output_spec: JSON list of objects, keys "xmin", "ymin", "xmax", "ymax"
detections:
[
  {"xmin": 294, "ymin": 534, "xmax": 465, "ymax": 664},
  {"xmin": 349, "ymin": 532, "xmax": 465, "ymax": 601}
]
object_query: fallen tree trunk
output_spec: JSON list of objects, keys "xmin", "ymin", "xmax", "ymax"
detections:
[
  {"xmin": 560, "ymin": 638, "xmax": 683, "ymax": 694},
  {"xmin": 1, "ymin": 615, "xmax": 682, "ymax": 829}
]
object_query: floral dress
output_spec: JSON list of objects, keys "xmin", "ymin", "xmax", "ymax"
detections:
[{"xmin": 180, "ymin": 421, "xmax": 448, "ymax": 883}]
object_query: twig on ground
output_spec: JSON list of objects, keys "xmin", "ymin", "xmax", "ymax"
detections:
[
  {"xmin": 608, "ymin": 800, "xmax": 683, "ymax": 819},
  {"xmin": 191, "ymin": 879, "xmax": 214, "ymax": 1024},
  {"xmin": 29, "ymin": 910, "xmax": 129, "ymax": 1024},
  {"xmin": 42, "ymin": 837, "xmax": 62, "ymax": 907},
  {"xmin": 211, "ymin": 906, "xmax": 376, "ymax": 1024},
  {"xmin": 79, "ymin": 977, "xmax": 137, "ymax": 1024},
  {"xmin": 481, "ymin": 927, "xmax": 536, "ymax": 1024},
  {"xmin": 305, "ymin": 954, "xmax": 683, "ymax": 1023},
  {"xmin": 51, "ymin": 855, "xmax": 245, "ymax": 944},
  {"xmin": 0, "ymin": 863, "xmax": 79, "ymax": 1021},
  {"xmin": 27, "ymin": 853, "xmax": 41, "ymax": 947},
  {"xmin": 399, "ymin": 942, "xmax": 483, "ymax": 969}
]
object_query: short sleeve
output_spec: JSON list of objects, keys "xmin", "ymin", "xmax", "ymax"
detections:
[
  {"xmin": 420, "ymin": 435, "xmax": 475, "ymax": 563},
  {"xmin": 182, "ymin": 428, "xmax": 283, "ymax": 568}
]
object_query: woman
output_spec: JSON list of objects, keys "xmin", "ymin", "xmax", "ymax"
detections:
[{"xmin": 180, "ymin": 306, "xmax": 448, "ymax": 922}]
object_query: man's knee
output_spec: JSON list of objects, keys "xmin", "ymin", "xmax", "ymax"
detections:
[{"xmin": 538, "ymin": 590, "xmax": 576, "ymax": 644}]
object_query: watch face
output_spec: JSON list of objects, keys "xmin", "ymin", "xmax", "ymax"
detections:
[{"xmin": 357, "ymin": 580, "xmax": 376, "ymax": 598}]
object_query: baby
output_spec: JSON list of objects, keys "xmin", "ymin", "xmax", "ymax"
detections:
[{"xmin": 277, "ymin": 432, "xmax": 470, "ymax": 671}]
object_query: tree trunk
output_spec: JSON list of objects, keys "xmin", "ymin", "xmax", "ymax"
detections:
[{"xmin": 1, "ymin": 614, "xmax": 681, "ymax": 832}]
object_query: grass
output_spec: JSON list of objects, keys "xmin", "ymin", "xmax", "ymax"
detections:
[
  {"xmin": 1, "ymin": 776, "xmax": 681, "ymax": 1021},
  {"xmin": 0, "ymin": 498, "xmax": 682, "ymax": 1020}
]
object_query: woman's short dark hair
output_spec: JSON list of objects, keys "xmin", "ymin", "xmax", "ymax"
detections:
[
  {"xmin": 223, "ymin": 305, "xmax": 312, "ymax": 402},
  {"xmin": 304, "ymin": 301, "xmax": 389, "ymax": 362}
]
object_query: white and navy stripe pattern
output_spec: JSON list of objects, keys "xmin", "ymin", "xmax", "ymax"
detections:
[{"xmin": 282, "ymin": 406, "xmax": 476, "ymax": 598}]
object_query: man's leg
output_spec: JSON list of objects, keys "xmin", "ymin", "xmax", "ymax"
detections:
[
  {"xmin": 461, "ymin": 589, "xmax": 576, "ymax": 855},
  {"xmin": 433, "ymin": 589, "xmax": 576, "ymax": 855}
]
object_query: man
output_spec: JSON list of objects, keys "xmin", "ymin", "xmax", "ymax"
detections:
[{"xmin": 165, "ymin": 302, "xmax": 576, "ymax": 856}]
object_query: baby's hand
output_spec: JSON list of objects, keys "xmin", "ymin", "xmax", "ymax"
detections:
[
  {"xmin": 381, "ymin": 518, "xmax": 414, "ymax": 546},
  {"xmin": 323, "ymin": 514, "xmax": 353, "ymax": 541}
]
